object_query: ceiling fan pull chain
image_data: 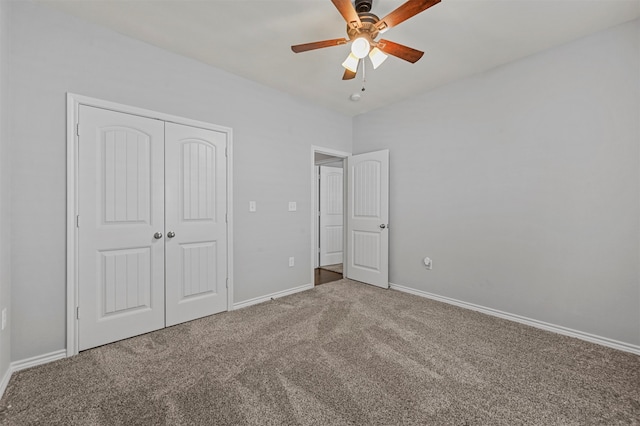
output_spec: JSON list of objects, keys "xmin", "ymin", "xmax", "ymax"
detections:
[{"xmin": 361, "ymin": 58, "xmax": 366, "ymax": 92}]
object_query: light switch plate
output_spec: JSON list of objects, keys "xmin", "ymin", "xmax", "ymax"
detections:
[
  {"xmin": 249, "ymin": 201, "xmax": 256, "ymax": 212},
  {"xmin": 288, "ymin": 202, "xmax": 297, "ymax": 212}
]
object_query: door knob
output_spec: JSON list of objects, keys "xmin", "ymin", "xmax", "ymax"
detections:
[
  {"xmin": 154, "ymin": 232, "xmax": 163, "ymax": 239},
  {"xmin": 379, "ymin": 224, "xmax": 386, "ymax": 229},
  {"xmin": 167, "ymin": 231, "xmax": 175, "ymax": 238}
]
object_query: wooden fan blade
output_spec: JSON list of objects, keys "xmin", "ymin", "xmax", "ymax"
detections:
[
  {"xmin": 375, "ymin": 0, "xmax": 440, "ymax": 32},
  {"xmin": 331, "ymin": 0, "xmax": 362, "ymax": 29},
  {"xmin": 291, "ymin": 38, "xmax": 349, "ymax": 53},
  {"xmin": 377, "ymin": 39, "xmax": 424, "ymax": 63},
  {"xmin": 342, "ymin": 68, "xmax": 357, "ymax": 80}
]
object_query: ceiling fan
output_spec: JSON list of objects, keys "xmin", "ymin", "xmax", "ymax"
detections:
[{"xmin": 291, "ymin": 0, "xmax": 441, "ymax": 80}]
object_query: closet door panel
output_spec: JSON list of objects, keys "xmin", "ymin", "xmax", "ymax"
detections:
[
  {"xmin": 78, "ymin": 105, "xmax": 165, "ymax": 351},
  {"xmin": 165, "ymin": 123, "xmax": 228, "ymax": 326}
]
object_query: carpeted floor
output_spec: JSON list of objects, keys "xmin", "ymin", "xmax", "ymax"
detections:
[{"xmin": 1, "ymin": 279, "xmax": 638, "ymax": 425}]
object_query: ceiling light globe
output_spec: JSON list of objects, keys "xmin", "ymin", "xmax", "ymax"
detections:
[
  {"xmin": 369, "ymin": 47, "xmax": 388, "ymax": 69},
  {"xmin": 351, "ymin": 38, "xmax": 370, "ymax": 59},
  {"xmin": 342, "ymin": 53, "xmax": 359, "ymax": 73}
]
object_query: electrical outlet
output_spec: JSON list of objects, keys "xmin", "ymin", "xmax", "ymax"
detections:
[
  {"xmin": 423, "ymin": 257, "xmax": 432, "ymax": 270},
  {"xmin": 289, "ymin": 257, "xmax": 295, "ymax": 267},
  {"xmin": 249, "ymin": 201, "xmax": 256, "ymax": 212},
  {"xmin": 288, "ymin": 202, "xmax": 297, "ymax": 212},
  {"xmin": 1, "ymin": 308, "xmax": 6, "ymax": 331}
]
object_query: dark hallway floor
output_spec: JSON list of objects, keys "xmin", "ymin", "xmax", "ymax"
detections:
[{"xmin": 314, "ymin": 268, "xmax": 343, "ymax": 286}]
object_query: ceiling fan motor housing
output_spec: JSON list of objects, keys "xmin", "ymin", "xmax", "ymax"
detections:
[{"xmin": 347, "ymin": 11, "xmax": 380, "ymax": 42}]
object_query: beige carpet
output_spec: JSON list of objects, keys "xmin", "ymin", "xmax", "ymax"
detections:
[
  {"xmin": 320, "ymin": 263, "xmax": 343, "ymax": 274},
  {"xmin": 1, "ymin": 279, "xmax": 638, "ymax": 425}
]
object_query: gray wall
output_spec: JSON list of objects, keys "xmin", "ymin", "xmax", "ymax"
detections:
[
  {"xmin": 8, "ymin": 1, "xmax": 352, "ymax": 361},
  {"xmin": 0, "ymin": 0, "xmax": 12, "ymax": 379},
  {"xmin": 353, "ymin": 19, "xmax": 640, "ymax": 346}
]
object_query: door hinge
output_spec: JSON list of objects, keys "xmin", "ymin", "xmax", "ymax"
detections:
[
  {"xmin": 76, "ymin": 215, "xmax": 80, "ymax": 228},
  {"xmin": 226, "ymin": 278, "xmax": 229, "ymax": 289},
  {"xmin": 76, "ymin": 123, "xmax": 80, "ymax": 136},
  {"xmin": 225, "ymin": 213, "xmax": 228, "ymax": 223},
  {"xmin": 76, "ymin": 306, "xmax": 80, "ymax": 319},
  {"xmin": 225, "ymin": 147, "xmax": 228, "ymax": 157}
]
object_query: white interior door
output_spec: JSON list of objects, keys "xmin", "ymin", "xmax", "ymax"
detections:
[
  {"xmin": 346, "ymin": 149, "xmax": 389, "ymax": 288},
  {"xmin": 319, "ymin": 165, "xmax": 344, "ymax": 267},
  {"xmin": 78, "ymin": 106, "xmax": 165, "ymax": 350},
  {"xmin": 165, "ymin": 122, "xmax": 228, "ymax": 327}
]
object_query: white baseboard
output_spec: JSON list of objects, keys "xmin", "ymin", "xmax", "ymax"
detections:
[
  {"xmin": 11, "ymin": 349, "xmax": 67, "ymax": 373},
  {"xmin": 390, "ymin": 282, "xmax": 640, "ymax": 356},
  {"xmin": 0, "ymin": 365, "xmax": 11, "ymax": 400},
  {"xmin": 0, "ymin": 349, "xmax": 67, "ymax": 400},
  {"xmin": 233, "ymin": 283, "xmax": 314, "ymax": 310}
]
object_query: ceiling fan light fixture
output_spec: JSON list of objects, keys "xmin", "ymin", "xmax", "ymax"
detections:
[
  {"xmin": 368, "ymin": 47, "xmax": 388, "ymax": 69},
  {"xmin": 342, "ymin": 53, "xmax": 359, "ymax": 73},
  {"xmin": 291, "ymin": 0, "xmax": 439, "ymax": 80},
  {"xmin": 351, "ymin": 37, "xmax": 370, "ymax": 59}
]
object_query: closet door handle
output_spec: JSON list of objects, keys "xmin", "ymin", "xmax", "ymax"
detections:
[
  {"xmin": 167, "ymin": 231, "xmax": 175, "ymax": 238},
  {"xmin": 154, "ymin": 232, "xmax": 163, "ymax": 239}
]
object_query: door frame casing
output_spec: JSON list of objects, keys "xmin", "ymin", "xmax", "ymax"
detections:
[
  {"xmin": 310, "ymin": 146, "xmax": 350, "ymax": 286},
  {"xmin": 66, "ymin": 93, "xmax": 234, "ymax": 356}
]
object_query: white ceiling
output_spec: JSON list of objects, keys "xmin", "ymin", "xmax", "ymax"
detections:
[{"xmin": 42, "ymin": 0, "xmax": 640, "ymax": 116}]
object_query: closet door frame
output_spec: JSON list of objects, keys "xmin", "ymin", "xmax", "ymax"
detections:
[{"xmin": 66, "ymin": 93, "xmax": 234, "ymax": 356}]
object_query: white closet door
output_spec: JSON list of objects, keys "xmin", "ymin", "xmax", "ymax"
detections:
[
  {"xmin": 165, "ymin": 122, "xmax": 228, "ymax": 327},
  {"xmin": 319, "ymin": 165, "xmax": 344, "ymax": 266},
  {"xmin": 346, "ymin": 150, "xmax": 389, "ymax": 288},
  {"xmin": 78, "ymin": 106, "xmax": 165, "ymax": 350}
]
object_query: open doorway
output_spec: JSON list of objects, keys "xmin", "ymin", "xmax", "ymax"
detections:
[{"xmin": 311, "ymin": 147, "xmax": 349, "ymax": 286}]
